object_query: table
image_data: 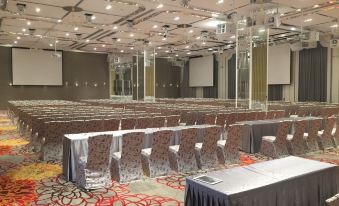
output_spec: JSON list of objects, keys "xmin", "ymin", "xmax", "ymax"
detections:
[
  {"xmin": 63, "ymin": 125, "xmax": 214, "ymax": 181},
  {"xmin": 185, "ymin": 156, "xmax": 338, "ymax": 206},
  {"xmin": 239, "ymin": 117, "xmax": 321, "ymax": 153}
]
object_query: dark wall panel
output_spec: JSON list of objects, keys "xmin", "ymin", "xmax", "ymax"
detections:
[
  {"xmin": 228, "ymin": 54, "xmax": 236, "ymax": 99},
  {"xmin": 0, "ymin": 47, "xmax": 109, "ymax": 109},
  {"xmin": 155, "ymin": 58, "xmax": 181, "ymax": 98}
]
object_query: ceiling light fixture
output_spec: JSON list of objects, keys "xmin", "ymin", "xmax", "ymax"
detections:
[
  {"xmin": 187, "ymin": 52, "xmax": 191, "ymax": 54},
  {"xmin": 17, "ymin": 36, "xmax": 21, "ymax": 40},
  {"xmin": 189, "ymin": 29, "xmax": 193, "ymax": 33},
  {"xmin": 27, "ymin": 21, "xmax": 31, "ymax": 25},
  {"xmin": 258, "ymin": 28, "xmax": 266, "ymax": 33},
  {"xmin": 106, "ymin": 4, "xmax": 112, "ymax": 10},
  {"xmin": 290, "ymin": 27, "xmax": 296, "ymax": 31},
  {"xmin": 157, "ymin": 46, "xmax": 162, "ymax": 49},
  {"xmin": 217, "ymin": 0, "xmax": 224, "ymax": 4},
  {"xmin": 91, "ymin": 15, "xmax": 96, "ymax": 20},
  {"xmin": 22, "ymin": 28, "xmax": 26, "ymax": 32},
  {"xmin": 117, "ymin": 38, "xmax": 121, "ymax": 42},
  {"xmin": 74, "ymin": 27, "xmax": 79, "ymax": 31},
  {"xmin": 130, "ymin": 47, "xmax": 134, "ymax": 50},
  {"xmin": 65, "ymin": 33, "xmax": 70, "ymax": 36},
  {"xmin": 313, "ymin": 4, "xmax": 319, "ymax": 8},
  {"xmin": 113, "ymin": 25, "xmax": 118, "ymax": 29},
  {"xmin": 120, "ymin": 50, "xmax": 124, "ymax": 52},
  {"xmin": 57, "ymin": 19, "xmax": 62, "ymax": 23},
  {"xmin": 175, "ymin": 54, "xmax": 179, "ymax": 57},
  {"xmin": 14, "ymin": 41, "xmax": 18, "ymax": 44},
  {"xmin": 174, "ymin": 16, "xmax": 180, "ymax": 21},
  {"xmin": 211, "ymin": 13, "xmax": 219, "ymax": 17},
  {"xmin": 102, "ymin": 44, "xmax": 106, "ymax": 47},
  {"xmin": 296, "ymin": 8, "xmax": 301, "ymax": 12},
  {"xmin": 304, "ymin": 18, "xmax": 312, "ymax": 22},
  {"xmin": 156, "ymin": 4, "xmax": 163, "ymax": 9},
  {"xmin": 185, "ymin": 45, "xmax": 190, "ymax": 49},
  {"xmin": 35, "ymin": 7, "xmax": 40, "ymax": 13},
  {"xmin": 165, "ymin": 50, "xmax": 169, "ymax": 53},
  {"xmin": 86, "ymin": 39, "xmax": 90, "ymax": 42},
  {"xmin": 153, "ymin": 25, "xmax": 158, "ymax": 29},
  {"xmin": 162, "ymin": 37, "xmax": 167, "ymax": 41},
  {"xmin": 330, "ymin": 24, "xmax": 338, "ymax": 28},
  {"xmin": 130, "ymin": 33, "xmax": 134, "ymax": 37},
  {"xmin": 49, "ymin": 43, "xmax": 53, "ymax": 47},
  {"xmin": 94, "ymin": 47, "xmax": 97, "ymax": 50},
  {"xmin": 230, "ymin": 35, "xmax": 236, "ymax": 39},
  {"xmin": 55, "ymin": 40, "xmax": 59, "ymax": 43}
]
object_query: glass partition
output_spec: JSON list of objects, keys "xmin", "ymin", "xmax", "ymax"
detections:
[
  {"xmin": 110, "ymin": 56, "xmax": 132, "ymax": 98},
  {"xmin": 144, "ymin": 49, "xmax": 155, "ymax": 102}
]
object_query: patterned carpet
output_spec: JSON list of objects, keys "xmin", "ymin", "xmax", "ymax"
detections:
[{"xmin": 0, "ymin": 111, "xmax": 338, "ymax": 206}]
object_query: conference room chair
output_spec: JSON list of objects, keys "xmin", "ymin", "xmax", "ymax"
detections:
[
  {"xmin": 169, "ymin": 128, "xmax": 198, "ymax": 173},
  {"xmin": 286, "ymin": 120, "xmax": 307, "ymax": 155},
  {"xmin": 84, "ymin": 119, "xmax": 104, "ymax": 132},
  {"xmin": 195, "ymin": 126, "xmax": 221, "ymax": 169},
  {"xmin": 141, "ymin": 130, "xmax": 173, "ymax": 177},
  {"xmin": 266, "ymin": 111, "xmax": 276, "ymax": 119},
  {"xmin": 203, "ymin": 113, "xmax": 216, "ymax": 125},
  {"xmin": 166, "ymin": 115, "xmax": 180, "ymax": 127},
  {"xmin": 103, "ymin": 118, "xmax": 120, "ymax": 131},
  {"xmin": 68, "ymin": 120, "xmax": 85, "ymax": 134},
  {"xmin": 246, "ymin": 112, "xmax": 257, "ymax": 121},
  {"xmin": 41, "ymin": 121, "xmax": 69, "ymax": 161},
  {"xmin": 135, "ymin": 117, "xmax": 153, "ymax": 129},
  {"xmin": 216, "ymin": 124, "xmax": 243, "ymax": 164},
  {"xmin": 326, "ymin": 194, "xmax": 339, "ymax": 206},
  {"xmin": 111, "ymin": 132, "xmax": 144, "ymax": 183},
  {"xmin": 260, "ymin": 120, "xmax": 292, "ymax": 158},
  {"xmin": 216, "ymin": 113, "xmax": 227, "ymax": 128},
  {"xmin": 120, "ymin": 118, "xmax": 136, "ymax": 130},
  {"xmin": 304, "ymin": 118, "xmax": 322, "ymax": 152},
  {"xmin": 237, "ymin": 112, "xmax": 247, "ymax": 122},
  {"xmin": 256, "ymin": 111, "xmax": 266, "ymax": 120},
  {"xmin": 225, "ymin": 113, "xmax": 238, "ymax": 129},
  {"xmin": 332, "ymin": 117, "xmax": 339, "ymax": 147},
  {"xmin": 195, "ymin": 112, "xmax": 206, "ymax": 125},
  {"xmin": 76, "ymin": 135, "xmax": 113, "ymax": 190},
  {"xmin": 274, "ymin": 110, "xmax": 285, "ymax": 119},
  {"xmin": 186, "ymin": 112, "xmax": 197, "ymax": 126},
  {"xmin": 152, "ymin": 116, "xmax": 166, "ymax": 128},
  {"xmin": 317, "ymin": 116, "xmax": 336, "ymax": 150}
]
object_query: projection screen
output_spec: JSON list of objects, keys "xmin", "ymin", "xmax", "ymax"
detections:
[
  {"xmin": 268, "ymin": 44, "xmax": 291, "ymax": 85},
  {"xmin": 12, "ymin": 48, "xmax": 63, "ymax": 86},
  {"xmin": 189, "ymin": 55, "xmax": 214, "ymax": 87}
]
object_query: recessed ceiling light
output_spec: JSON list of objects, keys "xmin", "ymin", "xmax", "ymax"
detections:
[
  {"xmin": 35, "ymin": 7, "xmax": 40, "ymax": 13},
  {"xmin": 105, "ymin": 4, "xmax": 112, "ymax": 10},
  {"xmin": 153, "ymin": 25, "xmax": 158, "ymax": 29},
  {"xmin": 113, "ymin": 26, "xmax": 118, "ymax": 30},
  {"xmin": 157, "ymin": 46, "xmax": 162, "ymax": 49},
  {"xmin": 290, "ymin": 27, "xmax": 296, "ymax": 31},
  {"xmin": 165, "ymin": 50, "xmax": 169, "ymax": 53},
  {"xmin": 211, "ymin": 13, "xmax": 219, "ymax": 17},
  {"xmin": 120, "ymin": 50, "xmax": 124, "ymax": 53},
  {"xmin": 304, "ymin": 18, "xmax": 312, "ymax": 22},
  {"xmin": 65, "ymin": 33, "xmax": 70, "ymax": 36},
  {"xmin": 86, "ymin": 39, "xmax": 90, "ymax": 42},
  {"xmin": 202, "ymin": 42, "xmax": 206, "ymax": 45},
  {"xmin": 189, "ymin": 29, "xmax": 193, "ymax": 33},
  {"xmin": 102, "ymin": 44, "xmax": 106, "ymax": 47},
  {"xmin": 238, "ymin": 28, "xmax": 244, "ymax": 31},
  {"xmin": 27, "ymin": 21, "xmax": 31, "ymax": 26},
  {"xmin": 14, "ymin": 41, "xmax": 18, "ymax": 44},
  {"xmin": 280, "ymin": 13, "xmax": 285, "ymax": 16},
  {"xmin": 94, "ymin": 47, "xmax": 97, "ymax": 50},
  {"xmin": 117, "ymin": 38, "xmax": 121, "ymax": 42},
  {"xmin": 187, "ymin": 52, "xmax": 191, "ymax": 55},
  {"xmin": 174, "ymin": 16, "xmax": 180, "ymax": 21},
  {"xmin": 57, "ymin": 19, "xmax": 62, "ymax": 23},
  {"xmin": 49, "ymin": 43, "xmax": 53, "ymax": 47},
  {"xmin": 330, "ymin": 24, "xmax": 338, "ymax": 28},
  {"xmin": 130, "ymin": 33, "xmax": 134, "ymax": 37},
  {"xmin": 296, "ymin": 8, "xmax": 301, "ymax": 12},
  {"xmin": 196, "ymin": 36, "xmax": 201, "ymax": 40},
  {"xmin": 258, "ymin": 28, "xmax": 266, "ymax": 33},
  {"xmin": 156, "ymin": 4, "xmax": 163, "ymax": 9},
  {"xmin": 130, "ymin": 47, "xmax": 134, "ymax": 50},
  {"xmin": 74, "ymin": 27, "xmax": 79, "ymax": 31},
  {"xmin": 55, "ymin": 40, "xmax": 59, "ymax": 43},
  {"xmin": 17, "ymin": 36, "xmax": 21, "ymax": 40},
  {"xmin": 162, "ymin": 37, "xmax": 167, "ymax": 41},
  {"xmin": 230, "ymin": 35, "xmax": 236, "ymax": 39},
  {"xmin": 208, "ymin": 48, "xmax": 213, "ymax": 50},
  {"xmin": 154, "ymin": 53, "xmax": 158, "ymax": 55},
  {"xmin": 91, "ymin": 15, "xmax": 96, "ymax": 20},
  {"xmin": 313, "ymin": 4, "xmax": 319, "ymax": 8},
  {"xmin": 185, "ymin": 45, "xmax": 190, "ymax": 49},
  {"xmin": 175, "ymin": 54, "xmax": 179, "ymax": 57},
  {"xmin": 217, "ymin": 0, "xmax": 224, "ymax": 4}
]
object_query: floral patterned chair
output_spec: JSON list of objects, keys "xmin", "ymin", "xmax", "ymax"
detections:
[
  {"xmin": 169, "ymin": 128, "xmax": 198, "ymax": 173},
  {"xmin": 141, "ymin": 130, "xmax": 173, "ymax": 177},
  {"xmin": 237, "ymin": 112, "xmax": 247, "ymax": 122},
  {"xmin": 274, "ymin": 110, "xmax": 285, "ymax": 119},
  {"xmin": 166, "ymin": 115, "xmax": 180, "ymax": 127},
  {"xmin": 103, "ymin": 118, "xmax": 120, "ymax": 131},
  {"xmin": 120, "ymin": 118, "xmax": 136, "ymax": 130},
  {"xmin": 135, "ymin": 117, "xmax": 153, "ymax": 129},
  {"xmin": 84, "ymin": 119, "xmax": 104, "ymax": 133},
  {"xmin": 286, "ymin": 120, "xmax": 307, "ymax": 155},
  {"xmin": 246, "ymin": 112, "xmax": 257, "ymax": 121},
  {"xmin": 111, "ymin": 132, "xmax": 144, "ymax": 183},
  {"xmin": 304, "ymin": 118, "xmax": 322, "ymax": 152},
  {"xmin": 317, "ymin": 116, "xmax": 336, "ymax": 150},
  {"xmin": 186, "ymin": 112, "xmax": 197, "ymax": 126},
  {"xmin": 266, "ymin": 111, "xmax": 276, "ymax": 119},
  {"xmin": 195, "ymin": 126, "xmax": 221, "ymax": 169},
  {"xmin": 204, "ymin": 114, "xmax": 216, "ymax": 125},
  {"xmin": 260, "ymin": 121, "xmax": 292, "ymax": 158},
  {"xmin": 217, "ymin": 124, "xmax": 243, "ymax": 164},
  {"xmin": 152, "ymin": 116, "xmax": 166, "ymax": 128},
  {"xmin": 76, "ymin": 135, "xmax": 113, "ymax": 190},
  {"xmin": 256, "ymin": 111, "xmax": 266, "ymax": 120}
]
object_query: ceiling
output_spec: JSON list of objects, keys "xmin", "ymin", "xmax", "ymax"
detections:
[{"xmin": 0, "ymin": 0, "xmax": 338, "ymax": 57}]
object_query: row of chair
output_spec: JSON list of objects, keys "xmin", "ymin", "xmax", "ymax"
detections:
[
  {"xmin": 75, "ymin": 125, "xmax": 242, "ymax": 189},
  {"xmin": 260, "ymin": 116, "xmax": 339, "ymax": 158}
]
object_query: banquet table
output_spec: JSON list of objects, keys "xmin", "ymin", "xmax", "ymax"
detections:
[
  {"xmin": 239, "ymin": 117, "xmax": 321, "ymax": 153},
  {"xmin": 185, "ymin": 156, "xmax": 338, "ymax": 206},
  {"xmin": 63, "ymin": 125, "xmax": 215, "ymax": 181}
]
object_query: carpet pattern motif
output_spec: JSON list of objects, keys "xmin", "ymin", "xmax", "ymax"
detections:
[{"xmin": 0, "ymin": 111, "xmax": 338, "ymax": 205}]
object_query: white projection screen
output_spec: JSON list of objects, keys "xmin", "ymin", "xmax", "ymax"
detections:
[
  {"xmin": 189, "ymin": 55, "xmax": 214, "ymax": 87},
  {"xmin": 12, "ymin": 48, "xmax": 63, "ymax": 85},
  {"xmin": 268, "ymin": 44, "xmax": 291, "ymax": 85}
]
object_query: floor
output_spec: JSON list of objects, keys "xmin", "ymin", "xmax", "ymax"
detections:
[{"xmin": 0, "ymin": 111, "xmax": 338, "ymax": 206}]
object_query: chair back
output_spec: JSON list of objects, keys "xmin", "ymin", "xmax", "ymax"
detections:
[
  {"xmin": 87, "ymin": 135, "xmax": 112, "ymax": 170},
  {"xmin": 121, "ymin": 118, "xmax": 136, "ymax": 130},
  {"xmin": 292, "ymin": 120, "xmax": 306, "ymax": 141},
  {"xmin": 121, "ymin": 132, "xmax": 144, "ymax": 163},
  {"xmin": 178, "ymin": 128, "xmax": 197, "ymax": 156},
  {"xmin": 275, "ymin": 121, "xmax": 292, "ymax": 145},
  {"xmin": 135, "ymin": 117, "xmax": 153, "ymax": 129},
  {"xmin": 225, "ymin": 124, "xmax": 243, "ymax": 152},
  {"xmin": 204, "ymin": 114, "xmax": 216, "ymax": 125},
  {"xmin": 186, "ymin": 112, "xmax": 197, "ymax": 126},
  {"xmin": 322, "ymin": 116, "xmax": 336, "ymax": 139},
  {"xmin": 150, "ymin": 130, "xmax": 173, "ymax": 161},
  {"xmin": 201, "ymin": 126, "xmax": 221, "ymax": 155},
  {"xmin": 103, "ymin": 119, "xmax": 120, "ymax": 131},
  {"xmin": 153, "ymin": 116, "xmax": 165, "ymax": 128},
  {"xmin": 166, "ymin": 115, "xmax": 180, "ymax": 127},
  {"xmin": 275, "ymin": 110, "xmax": 285, "ymax": 119}
]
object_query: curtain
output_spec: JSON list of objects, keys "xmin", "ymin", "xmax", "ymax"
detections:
[
  {"xmin": 203, "ymin": 55, "xmax": 218, "ymax": 98},
  {"xmin": 298, "ymin": 44, "xmax": 327, "ymax": 102},
  {"xmin": 180, "ymin": 61, "xmax": 196, "ymax": 97},
  {"xmin": 252, "ymin": 45, "xmax": 267, "ymax": 102},
  {"xmin": 268, "ymin": 85, "xmax": 283, "ymax": 101},
  {"xmin": 228, "ymin": 54, "xmax": 236, "ymax": 99}
]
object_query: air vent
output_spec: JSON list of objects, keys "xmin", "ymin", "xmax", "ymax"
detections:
[
  {"xmin": 177, "ymin": 24, "xmax": 192, "ymax": 28},
  {"xmin": 62, "ymin": 6, "xmax": 83, "ymax": 12}
]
